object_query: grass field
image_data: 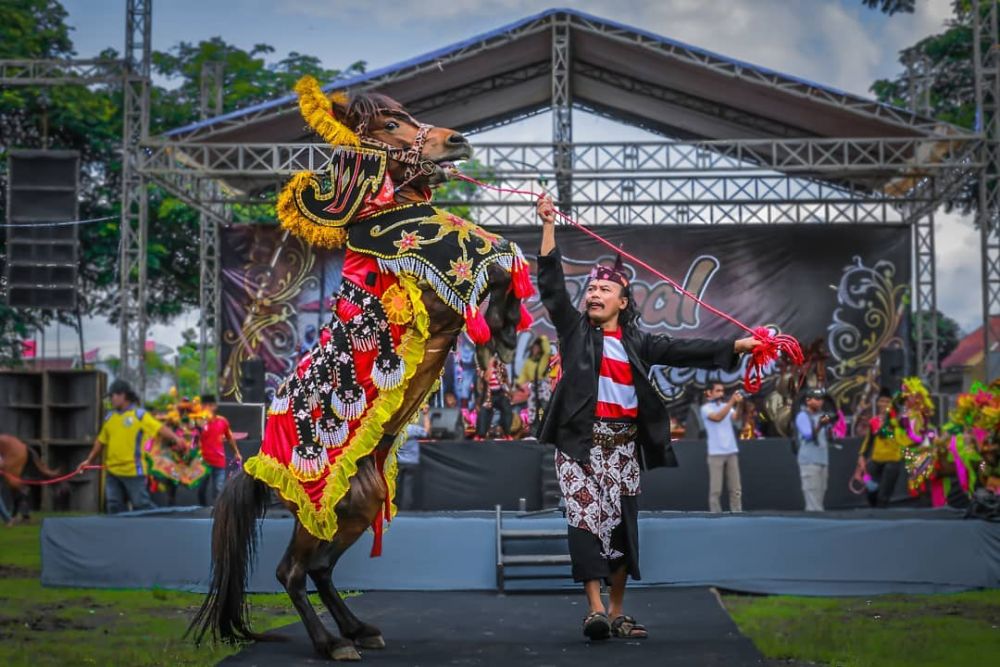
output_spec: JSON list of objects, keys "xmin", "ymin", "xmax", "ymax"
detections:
[
  {"xmin": 2, "ymin": 515, "xmax": 999, "ymax": 666},
  {"xmin": 723, "ymin": 590, "xmax": 1000, "ymax": 666},
  {"xmin": 0, "ymin": 516, "xmax": 304, "ymax": 666}
]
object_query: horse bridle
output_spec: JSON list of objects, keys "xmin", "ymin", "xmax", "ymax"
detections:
[{"xmin": 356, "ymin": 109, "xmax": 438, "ymax": 190}]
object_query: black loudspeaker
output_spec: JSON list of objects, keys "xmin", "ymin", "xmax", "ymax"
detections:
[
  {"xmin": 217, "ymin": 401, "xmax": 265, "ymax": 459},
  {"xmin": 879, "ymin": 348, "xmax": 906, "ymax": 394},
  {"xmin": 428, "ymin": 407, "xmax": 463, "ymax": 439},
  {"xmin": 216, "ymin": 402, "xmax": 265, "ymax": 441},
  {"xmin": 5, "ymin": 150, "xmax": 80, "ymax": 310},
  {"xmin": 238, "ymin": 358, "xmax": 266, "ymax": 403}
]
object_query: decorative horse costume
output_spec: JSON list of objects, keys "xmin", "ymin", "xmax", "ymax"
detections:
[{"xmin": 190, "ymin": 77, "xmax": 532, "ymax": 661}]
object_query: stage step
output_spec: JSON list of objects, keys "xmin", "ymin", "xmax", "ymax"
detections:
[
  {"xmin": 502, "ymin": 554, "xmax": 572, "ymax": 566},
  {"xmin": 495, "ymin": 505, "xmax": 572, "ymax": 592},
  {"xmin": 500, "ymin": 529, "xmax": 566, "ymax": 539}
]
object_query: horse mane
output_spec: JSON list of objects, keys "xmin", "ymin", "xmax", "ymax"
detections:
[{"xmin": 346, "ymin": 91, "xmax": 409, "ymax": 133}]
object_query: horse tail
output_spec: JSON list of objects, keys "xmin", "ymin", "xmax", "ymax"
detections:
[
  {"xmin": 27, "ymin": 444, "xmax": 61, "ymax": 478},
  {"xmin": 188, "ymin": 470, "xmax": 270, "ymax": 644}
]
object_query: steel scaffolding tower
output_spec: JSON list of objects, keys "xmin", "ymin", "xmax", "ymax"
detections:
[
  {"xmin": 975, "ymin": 0, "xmax": 1000, "ymax": 381},
  {"xmin": 118, "ymin": 0, "xmax": 152, "ymax": 396}
]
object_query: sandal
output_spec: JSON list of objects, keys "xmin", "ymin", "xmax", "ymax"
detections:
[
  {"xmin": 582, "ymin": 611, "xmax": 611, "ymax": 641},
  {"xmin": 611, "ymin": 615, "xmax": 648, "ymax": 639}
]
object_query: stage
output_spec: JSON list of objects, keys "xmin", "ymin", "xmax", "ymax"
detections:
[
  {"xmin": 221, "ymin": 588, "xmax": 765, "ymax": 666},
  {"xmin": 41, "ymin": 506, "xmax": 1000, "ymax": 597}
]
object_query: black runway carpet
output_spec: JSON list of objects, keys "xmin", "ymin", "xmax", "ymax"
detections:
[{"xmin": 221, "ymin": 588, "xmax": 763, "ymax": 666}]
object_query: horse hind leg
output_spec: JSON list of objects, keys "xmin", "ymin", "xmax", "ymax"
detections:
[
  {"xmin": 277, "ymin": 523, "xmax": 361, "ymax": 661},
  {"xmin": 309, "ymin": 547, "xmax": 384, "ymax": 649},
  {"xmin": 309, "ymin": 454, "xmax": 389, "ymax": 649}
]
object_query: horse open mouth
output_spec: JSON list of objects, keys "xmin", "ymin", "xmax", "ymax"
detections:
[{"xmin": 427, "ymin": 147, "xmax": 473, "ymax": 186}]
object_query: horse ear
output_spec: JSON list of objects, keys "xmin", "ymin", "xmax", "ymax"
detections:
[{"xmin": 294, "ymin": 75, "xmax": 360, "ymax": 147}]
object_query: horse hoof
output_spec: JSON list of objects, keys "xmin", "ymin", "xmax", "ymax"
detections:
[
  {"xmin": 355, "ymin": 634, "xmax": 386, "ymax": 649},
  {"xmin": 330, "ymin": 644, "xmax": 362, "ymax": 661}
]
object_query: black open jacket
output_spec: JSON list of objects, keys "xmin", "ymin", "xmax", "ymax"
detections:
[{"xmin": 536, "ymin": 247, "xmax": 740, "ymax": 470}]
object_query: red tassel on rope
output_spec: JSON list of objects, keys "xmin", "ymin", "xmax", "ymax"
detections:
[
  {"xmin": 744, "ymin": 326, "xmax": 804, "ymax": 394},
  {"xmin": 510, "ymin": 257, "xmax": 535, "ymax": 299},
  {"xmin": 516, "ymin": 303, "xmax": 534, "ymax": 332},
  {"xmin": 464, "ymin": 304, "xmax": 491, "ymax": 344}
]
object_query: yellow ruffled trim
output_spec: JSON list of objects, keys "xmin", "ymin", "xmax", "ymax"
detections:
[
  {"xmin": 295, "ymin": 75, "xmax": 359, "ymax": 148},
  {"xmin": 276, "ymin": 172, "xmax": 349, "ymax": 250},
  {"xmin": 245, "ymin": 275, "xmax": 429, "ymax": 541}
]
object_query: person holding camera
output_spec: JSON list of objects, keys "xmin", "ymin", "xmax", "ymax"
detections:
[
  {"xmin": 700, "ymin": 381, "xmax": 744, "ymax": 513},
  {"xmin": 794, "ymin": 387, "xmax": 833, "ymax": 511}
]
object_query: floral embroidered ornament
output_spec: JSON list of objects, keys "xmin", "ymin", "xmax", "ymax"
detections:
[{"xmin": 346, "ymin": 202, "xmax": 532, "ymax": 340}]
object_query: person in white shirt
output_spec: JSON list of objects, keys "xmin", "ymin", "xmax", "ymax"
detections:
[{"xmin": 699, "ymin": 381, "xmax": 744, "ymax": 512}]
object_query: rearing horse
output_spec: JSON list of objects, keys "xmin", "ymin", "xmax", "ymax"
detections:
[{"xmin": 190, "ymin": 77, "xmax": 530, "ymax": 661}]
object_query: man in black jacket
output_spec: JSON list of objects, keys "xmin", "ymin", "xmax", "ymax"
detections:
[{"xmin": 535, "ymin": 196, "xmax": 760, "ymax": 641}]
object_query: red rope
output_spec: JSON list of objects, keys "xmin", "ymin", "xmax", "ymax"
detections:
[
  {"xmin": 450, "ymin": 172, "xmax": 804, "ymax": 392},
  {"xmin": 1, "ymin": 465, "xmax": 103, "ymax": 486}
]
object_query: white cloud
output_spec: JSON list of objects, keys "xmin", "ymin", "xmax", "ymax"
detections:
[{"xmin": 935, "ymin": 212, "xmax": 982, "ymax": 334}]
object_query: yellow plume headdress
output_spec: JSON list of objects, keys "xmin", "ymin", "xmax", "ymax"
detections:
[{"xmin": 276, "ymin": 76, "xmax": 388, "ymax": 249}]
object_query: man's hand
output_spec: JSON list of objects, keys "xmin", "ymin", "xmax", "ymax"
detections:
[
  {"xmin": 537, "ymin": 195, "xmax": 556, "ymax": 226},
  {"xmin": 732, "ymin": 391, "xmax": 744, "ymax": 405},
  {"xmin": 734, "ymin": 337, "xmax": 762, "ymax": 354}
]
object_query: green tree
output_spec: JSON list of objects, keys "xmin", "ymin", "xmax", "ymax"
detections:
[
  {"xmin": 432, "ymin": 159, "xmax": 498, "ymax": 222},
  {"xmin": 912, "ymin": 309, "xmax": 963, "ymax": 363},
  {"xmin": 861, "ymin": 0, "xmax": 916, "ymax": 15},
  {"xmin": 172, "ymin": 328, "xmax": 216, "ymax": 399},
  {"xmin": 0, "ymin": 1, "xmax": 365, "ymax": 361}
]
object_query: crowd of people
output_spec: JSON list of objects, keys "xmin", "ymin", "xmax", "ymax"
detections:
[{"xmin": 75, "ymin": 380, "xmax": 242, "ymax": 514}]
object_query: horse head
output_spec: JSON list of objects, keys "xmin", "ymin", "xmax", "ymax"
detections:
[
  {"xmin": 325, "ymin": 88, "xmax": 526, "ymax": 364},
  {"xmin": 332, "ymin": 91, "xmax": 472, "ymax": 196}
]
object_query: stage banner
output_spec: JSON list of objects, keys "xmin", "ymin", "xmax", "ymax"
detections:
[{"xmin": 219, "ymin": 223, "xmax": 911, "ymax": 414}]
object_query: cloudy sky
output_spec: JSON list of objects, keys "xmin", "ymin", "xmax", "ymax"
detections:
[{"xmin": 42, "ymin": 0, "xmax": 980, "ymax": 357}]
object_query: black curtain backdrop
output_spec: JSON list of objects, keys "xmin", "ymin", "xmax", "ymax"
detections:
[
  {"xmin": 219, "ymin": 223, "xmax": 911, "ymax": 411},
  {"xmin": 411, "ymin": 438, "xmax": 913, "ymax": 512}
]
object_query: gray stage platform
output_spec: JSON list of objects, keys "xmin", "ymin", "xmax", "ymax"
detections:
[{"xmin": 40, "ymin": 507, "xmax": 1000, "ymax": 596}]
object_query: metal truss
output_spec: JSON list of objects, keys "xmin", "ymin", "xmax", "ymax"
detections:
[
  {"xmin": 552, "ymin": 18, "xmax": 573, "ymax": 213},
  {"xmin": 0, "ymin": 59, "xmax": 121, "ymax": 85},
  {"xmin": 198, "ymin": 179, "xmax": 222, "ymax": 393},
  {"xmin": 141, "ymin": 137, "xmax": 981, "ymax": 178},
  {"xmin": 975, "ymin": 0, "xmax": 1000, "ymax": 382},
  {"xmin": 118, "ymin": 0, "xmax": 152, "ymax": 396}
]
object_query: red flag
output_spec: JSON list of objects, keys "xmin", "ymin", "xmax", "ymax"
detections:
[
  {"xmin": 83, "ymin": 347, "xmax": 99, "ymax": 363},
  {"xmin": 145, "ymin": 340, "xmax": 156, "ymax": 352},
  {"xmin": 21, "ymin": 340, "xmax": 36, "ymax": 359}
]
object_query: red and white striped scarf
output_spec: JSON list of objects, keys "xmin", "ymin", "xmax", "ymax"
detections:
[{"xmin": 595, "ymin": 328, "xmax": 637, "ymax": 420}]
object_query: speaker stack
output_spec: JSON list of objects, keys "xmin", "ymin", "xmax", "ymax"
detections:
[{"xmin": 5, "ymin": 150, "xmax": 80, "ymax": 310}]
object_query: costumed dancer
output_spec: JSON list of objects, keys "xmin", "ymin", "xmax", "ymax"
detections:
[
  {"xmin": 534, "ymin": 195, "xmax": 761, "ymax": 641},
  {"xmin": 947, "ymin": 382, "xmax": 1000, "ymax": 494},
  {"xmin": 895, "ymin": 377, "xmax": 940, "ymax": 500},
  {"xmin": 144, "ymin": 390, "xmax": 209, "ymax": 506},
  {"xmin": 856, "ymin": 388, "xmax": 905, "ymax": 508}
]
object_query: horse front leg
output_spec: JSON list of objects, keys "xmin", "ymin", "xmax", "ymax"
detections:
[{"xmin": 277, "ymin": 522, "xmax": 360, "ymax": 661}]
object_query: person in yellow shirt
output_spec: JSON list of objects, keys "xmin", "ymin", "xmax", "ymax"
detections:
[
  {"xmin": 857, "ymin": 389, "xmax": 904, "ymax": 508},
  {"xmin": 516, "ymin": 334, "xmax": 552, "ymax": 426},
  {"xmin": 79, "ymin": 380, "xmax": 182, "ymax": 513}
]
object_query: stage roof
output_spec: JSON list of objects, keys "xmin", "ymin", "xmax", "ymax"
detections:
[{"xmin": 163, "ymin": 7, "xmax": 964, "ymax": 145}]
